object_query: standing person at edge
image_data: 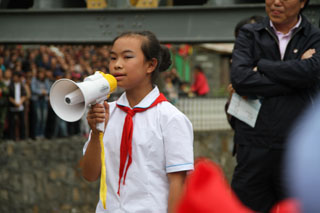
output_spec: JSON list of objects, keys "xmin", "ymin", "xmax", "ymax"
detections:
[
  {"xmin": 230, "ymin": 0, "xmax": 320, "ymax": 212},
  {"xmin": 191, "ymin": 65, "xmax": 210, "ymax": 97},
  {"xmin": 81, "ymin": 31, "xmax": 194, "ymax": 213}
]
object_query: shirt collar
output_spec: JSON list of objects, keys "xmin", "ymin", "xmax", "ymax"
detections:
[
  {"xmin": 270, "ymin": 15, "xmax": 302, "ymax": 36},
  {"xmin": 116, "ymin": 86, "xmax": 160, "ymax": 109}
]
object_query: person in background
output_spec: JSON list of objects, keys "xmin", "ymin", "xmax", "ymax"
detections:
[
  {"xmin": 31, "ymin": 68, "xmax": 50, "ymax": 139},
  {"xmin": 27, "ymin": 69, "xmax": 36, "ymax": 140},
  {"xmin": 8, "ymin": 72, "xmax": 27, "ymax": 141},
  {"xmin": 169, "ymin": 68, "xmax": 181, "ymax": 93},
  {"xmin": 0, "ymin": 56, "xmax": 6, "ymax": 72},
  {"xmin": 0, "ymin": 70, "xmax": 9, "ymax": 139},
  {"xmin": 22, "ymin": 71, "xmax": 32, "ymax": 139},
  {"xmin": 234, "ymin": 15, "xmax": 264, "ymax": 38},
  {"xmin": 67, "ymin": 71, "xmax": 82, "ymax": 136},
  {"xmin": 2, "ymin": 68, "xmax": 13, "ymax": 139},
  {"xmin": 3, "ymin": 68, "xmax": 12, "ymax": 87},
  {"xmin": 164, "ymin": 74, "xmax": 179, "ymax": 104},
  {"xmin": 191, "ymin": 65, "xmax": 210, "ymax": 97},
  {"xmin": 230, "ymin": 0, "xmax": 320, "ymax": 212},
  {"xmin": 78, "ymin": 73, "xmax": 91, "ymax": 138},
  {"xmin": 44, "ymin": 69, "xmax": 56, "ymax": 139},
  {"xmin": 50, "ymin": 70, "xmax": 68, "ymax": 138},
  {"xmin": 225, "ymin": 15, "xmax": 264, "ymax": 150}
]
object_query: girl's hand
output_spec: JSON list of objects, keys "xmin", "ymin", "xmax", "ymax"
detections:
[{"xmin": 87, "ymin": 101, "xmax": 109, "ymax": 135}]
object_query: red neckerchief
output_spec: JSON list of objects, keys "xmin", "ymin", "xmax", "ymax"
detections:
[{"xmin": 116, "ymin": 93, "xmax": 167, "ymax": 195}]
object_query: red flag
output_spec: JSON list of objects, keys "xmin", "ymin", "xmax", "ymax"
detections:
[{"xmin": 177, "ymin": 158, "xmax": 253, "ymax": 213}]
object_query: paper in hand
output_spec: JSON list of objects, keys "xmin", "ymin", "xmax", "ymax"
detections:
[{"xmin": 227, "ymin": 93, "xmax": 261, "ymax": 128}]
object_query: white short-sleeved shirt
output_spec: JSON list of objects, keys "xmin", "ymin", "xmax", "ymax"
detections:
[{"xmin": 83, "ymin": 86, "xmax": 194, "ymax": 213}]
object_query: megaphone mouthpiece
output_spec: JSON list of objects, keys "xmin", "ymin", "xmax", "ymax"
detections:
[
  {"xmin": 64, "ymin": 88, "xmax": 84, "ymax": 105},
  {"xmin": 65, "ymin": 97, "xmax": 71, "ymax": 104}
]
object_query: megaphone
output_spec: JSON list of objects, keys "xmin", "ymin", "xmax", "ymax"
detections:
[{"xmin": 49, "ymin": 71, "xmax": 117, "ymax": 132}]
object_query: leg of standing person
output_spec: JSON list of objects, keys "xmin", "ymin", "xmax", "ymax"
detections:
[
  {"xmin": 29, "ymin": 100, "xmax": 36, "ymax": 139},
  {"xmin": 271, "ymin": 148, "xmax": 288, "ymax": 203},
  {"xmin": 39, "ymin": 98, "xmax": 48, "ymax": 138},
  {"xmin": 231, "ymin": 145, "xmax": 287, "ymax": 213},
  {"xmin": 75, "ymin": 120, "xmax": 81, "ymax": 136},
  {"xmin": 24, "ymin": 100, "xmax": 30, "ymax": 139},
  {"xmin": 59, "ymin": 119, "xmax": 68, "ymax": 137},
  {"xmin": 51, "ymin": 114, "xmax": 59, "ymax": 138},
  {"xmin": 18, "ymin": 110, "xmax": 26, "ymax": 140},
  {"xmin": 45, "ymin": 103, "xmax": 55, "ymax": 139},
  {"xmin": 52, "ymin": 114, "xmax": 68, "ymax": 138},
  {"xmin": 68, "ymin": 121, "xmax": 79, "ymax": 136},
  {"xmin": 35, "ymin": 100, "xmax": 42, "ymax": 138},
  {"xmin": 8, "ymin": 110, "xmax": 16, "ymax": 140},
  {"xmin": 0, "ymin": 107, "xmax": 6, "ymax": 139},
  {"xmin": 3, "ymin": 111, "xmax": 9, "ymax": 139},
  {"xmin": 39, "ymin": 99, "xmax": 44, "ymax": 137}
]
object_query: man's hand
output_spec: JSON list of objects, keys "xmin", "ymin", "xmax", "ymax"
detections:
[
  {"xmin": 301, "ymin": 48, "xmax": 316, "ymax": 60},
  {"xmin": 227, "ymin": 84, "xmax": 235, "ymax": 95}
]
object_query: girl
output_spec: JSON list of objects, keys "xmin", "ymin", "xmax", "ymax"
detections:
[{"xmin": 81, "ymin": 31, "xmax": 194, "ymax": 213}]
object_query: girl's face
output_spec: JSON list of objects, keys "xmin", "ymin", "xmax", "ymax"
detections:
[{"xmin": 109, "ymin": 36, "xmax": 155, "ymax": 91}]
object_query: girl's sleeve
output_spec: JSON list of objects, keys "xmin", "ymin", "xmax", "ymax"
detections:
[{"xmin": 162, "ymin": 109, "xmax": 194, "ymax": 173}]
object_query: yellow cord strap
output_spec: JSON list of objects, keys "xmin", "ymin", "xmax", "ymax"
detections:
[{"xmin": 99, "ymin": 132, "xmax": 107, "ymax": 209}]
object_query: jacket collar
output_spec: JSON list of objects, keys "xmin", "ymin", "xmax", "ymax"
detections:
[{"xmin": 255, "ymin": 14, "xmax": 309, "ymax": 37}]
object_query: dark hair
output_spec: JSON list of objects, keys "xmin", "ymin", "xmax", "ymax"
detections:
[
  {"xmin": 194, "ymin": 65, "xmax": 203, "ymax": 72},
  {"xmin": 12, "ymin": 71, "xmax": 22, "ymax": 77},
  {"xmin": 234, "ymin": 15, "xmax": 264, "ymax": 38},
  {"xmin": 301, "ymin": 0, "xmax": 309, "ymax": 12},
  {"xmin": 112, "ymin": 31, "xmax": 172, "ymax": 83}
]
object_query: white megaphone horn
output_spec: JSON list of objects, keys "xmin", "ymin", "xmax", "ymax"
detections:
[{"xmin": 49, "ymin": 71, "xmax": 117, "ymax": 132}]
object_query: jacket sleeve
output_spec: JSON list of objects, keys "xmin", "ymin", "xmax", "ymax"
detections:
[
  {"xmin": 231, "ymin": 26, "xmax": 293, "ymax": 97},
  {"xmin": 257, "ymin": 37, "xmax": 320, "ymax": 88}
]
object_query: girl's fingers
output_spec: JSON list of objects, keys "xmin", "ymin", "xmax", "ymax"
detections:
[
  {"xmin": 87, "ymin": 102, "xmax": 109, "ymax": 131},
  {"xmin": 90, "ymin": 103, "xmax": 106, "ymax": 113},
  {"xmin": 88, "ymin": 112, "xmax": 105, "ymax": 120}
]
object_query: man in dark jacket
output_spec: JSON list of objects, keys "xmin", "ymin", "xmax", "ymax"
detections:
[
  {"xmin": 230, "ymin": 0, "xmax": 320, "ymax": 212},
  {"xmin": 8, "ymin": 72, "xmax": 27, "ymax": 140}
]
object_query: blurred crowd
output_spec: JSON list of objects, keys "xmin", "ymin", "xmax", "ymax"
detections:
[
  {"xmin": 0, "ymin": 44, "xmax": 209, "ymax": 141},
  {"xmin": 0, "ymin": 44, "xmax": 113, "ymax": 141}
]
